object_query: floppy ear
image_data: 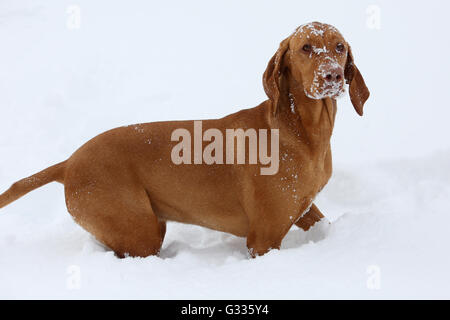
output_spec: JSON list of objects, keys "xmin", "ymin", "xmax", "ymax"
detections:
[
  {"xmin": 263, "ymin": 37, "xmax": 290, "ymax": 116},
  {"xmin": 344, "ymin": 46, "xmax": 370, "ymax": 116}
]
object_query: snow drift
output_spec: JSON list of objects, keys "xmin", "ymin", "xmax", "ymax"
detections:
[{"xmin": 1, "ymin": 0, "xmax": 450, "ymax": 299}]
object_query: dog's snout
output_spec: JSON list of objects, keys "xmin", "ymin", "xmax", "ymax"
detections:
[{"xmin": 323, "ymin": 66, "xmax": 344, "ymax": 82}]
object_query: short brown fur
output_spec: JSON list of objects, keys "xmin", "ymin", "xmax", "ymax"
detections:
[{"xmin": 0, "ymin": 22, "xmax": 369, "ymax": 258}]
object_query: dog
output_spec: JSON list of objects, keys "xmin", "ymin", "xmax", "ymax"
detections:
[{"xmin": 0, "ymin": 22, "xmax": 369, "ymax": 258}]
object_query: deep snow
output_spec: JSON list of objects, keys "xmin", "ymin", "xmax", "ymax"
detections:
[{"xmin": 1, "ymin": 0, "xmax": 450, "ymax": 299}]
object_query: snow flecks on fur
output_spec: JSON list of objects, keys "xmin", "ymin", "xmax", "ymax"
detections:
[
  {"xmin": 298, "ymin": 197, "xmax": 315, "ymax": 219},
  {"xmin": 288, "ymin": 93, "xmax": 296, "ymax": 114},
  {"xmin": 293, "ymin": 22, "xmax": 340, "ymax": 40},
  {"xmin": 278, "ymin": 151, "xmax": 305, "ymax": 212},
  {"xmin": 294, "ymin": 22, "xmax": 325, "ymax": 37},
  {"xmin": 312, "ymin": 46, "xmax": 328, "ymax": 55},
  {"xmin": 134, "ymin": 125, "xmax": 145, "ymax": 134}
]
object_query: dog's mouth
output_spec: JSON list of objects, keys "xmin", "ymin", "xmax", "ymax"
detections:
[
  {"xmin": 305, "ymin": 80, "xmax": 345, "ymax": 100},
  {"xmin": 323, "ymin": 82, "xmax": 345, "ymax": 98}
]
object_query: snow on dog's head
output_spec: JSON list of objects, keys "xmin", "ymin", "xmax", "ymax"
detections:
[
  {"xmin": 291, "ymin": 22, "xmax": 347, "ymax": 99},
  {"xmin": 263, "ymin": 22, "xmax": 370, "ymax": 115}
]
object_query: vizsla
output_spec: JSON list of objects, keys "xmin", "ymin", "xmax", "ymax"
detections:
[{"xmin": 0, "ymin": 22, "xmax": 369, "ymax": 258}]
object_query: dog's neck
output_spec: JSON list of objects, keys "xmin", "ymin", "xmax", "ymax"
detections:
[{"xmin": 275, "ymin": 73, "xmax": 336, "ymax": 152}]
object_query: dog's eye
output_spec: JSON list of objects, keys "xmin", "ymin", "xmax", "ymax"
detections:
[
  {"xmin": 336, "ymin": 43, "xmax": 345, "ymax": 53},
  {"xmin": 302, "ymin": 44, "xmax": 312, "ymax": 53}
]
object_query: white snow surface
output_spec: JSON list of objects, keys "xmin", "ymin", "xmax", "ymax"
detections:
[{"xmin": 1, "ymin": 0, "xmax": 450, "ymax": 299}]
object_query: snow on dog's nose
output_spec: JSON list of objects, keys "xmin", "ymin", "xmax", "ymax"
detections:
[
  {"xmin": 323, "ymin": 64, "xmax": 343, "ymax": 83},
  {"xmin": 307, "ymin": 61, "xmax": 345, "ymax": 99}
]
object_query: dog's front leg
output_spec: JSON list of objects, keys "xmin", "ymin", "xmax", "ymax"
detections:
[
  {"xmin": 246, "ymin": 214, "xmax": 294, "ymax": 258},
  {"xmin": 295, "ymin": 203, "xmax": 325, "ymax": 231},
  {"xmin": 246, "ymin": 229, "xmax": 285, "ymax": 258}
]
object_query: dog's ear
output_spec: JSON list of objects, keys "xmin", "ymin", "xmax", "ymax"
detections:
[
  {"xmin": 263, "ymin": 37, "xmax": 290, "ymax": 116},
  {"xmin": 344, "ymin": 46, "xmax": 370, "ymax": 116}
]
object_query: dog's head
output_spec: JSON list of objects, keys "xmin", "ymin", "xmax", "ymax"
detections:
[{"xmin": 263, "ymin": 22, "xmax": 370, "ymax": 116}]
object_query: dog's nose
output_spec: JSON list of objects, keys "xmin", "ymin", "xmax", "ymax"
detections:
[{"xmin": 323, "ymin": 66, "xmax": 344, "ymax": 82}]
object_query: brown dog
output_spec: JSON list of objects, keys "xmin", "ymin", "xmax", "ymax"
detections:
[{"xmin": 0, "ymin": 22, "xmax": 369, "ymax": 258}]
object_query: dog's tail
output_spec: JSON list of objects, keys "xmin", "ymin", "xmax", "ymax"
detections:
[{"xmin": 0, "ymin": 161, "xmax": 67, "ymax": 209}]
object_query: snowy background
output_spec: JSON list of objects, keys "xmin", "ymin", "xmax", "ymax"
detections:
[{"xmin": 1, "ymin": 0, "xmax": 450, "ymax": 299}]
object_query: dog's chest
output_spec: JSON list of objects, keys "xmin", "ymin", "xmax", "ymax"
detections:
[{"xmin": 278, "ymin": 146, "xmax": 332, "ymax": 201}]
